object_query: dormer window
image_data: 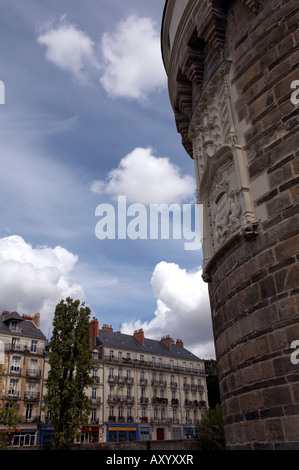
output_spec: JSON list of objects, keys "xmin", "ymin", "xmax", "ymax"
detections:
[{"xmin": 10, "ymin": 321, "xmax": 17, "ymax": 331}]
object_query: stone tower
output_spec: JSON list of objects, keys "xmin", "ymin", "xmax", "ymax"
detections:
[{"xmin": 161, "ymin": 0, "xmax": 299, "ymax": 449}]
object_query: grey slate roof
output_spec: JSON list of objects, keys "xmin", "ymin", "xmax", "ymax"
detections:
[
  {"xmin": 97, "ymin": 330, "xmax": 202, "ymax": 361},
  {"xmin": 0, "ymin": 311, "xmax": 46, "ymax": 340}
]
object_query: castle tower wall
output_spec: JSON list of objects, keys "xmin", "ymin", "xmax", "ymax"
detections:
[{"xmin": 162, "ymin": 0, "xmax": 299, "ymax": 449}]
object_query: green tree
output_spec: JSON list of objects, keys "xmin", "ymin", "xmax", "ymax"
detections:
[
  {"xmin": 0, "ymin": 400, "xmax": 20, "ymax": 448},
  {"xmin": 197, "ymin": 404, "xmax": 226, "ymax": 450},
  {"xmin": 45, "ymin": 298, "xmax": 93, "ymax": 450},
  {"xmin": 204, "ymin": 359, "xmax": 221, "ymax": 408}
]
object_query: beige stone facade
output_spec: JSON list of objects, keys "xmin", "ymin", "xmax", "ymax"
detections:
[
  {"xmin": 0, "ymin": 312, "xmax": 207, "ymax": 446},
  {"xmin": 161, "ymin": 0, "xmax": 299, "ymax": 450},
  {"xmin": 85, "ymin": 320, "xmax": 207, "ymax": 444},
  {"xmin": 0, "ymin": 310, "xmax": 48, "ymax": 446}
]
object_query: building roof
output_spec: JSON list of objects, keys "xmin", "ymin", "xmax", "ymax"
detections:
[
  {"xmin": 96, "ymin": 329, "xmax": 202, "ymax": 362},
  {"xmin": 0, "ymin": 311, "xmax": 46, "ymax": 340}
]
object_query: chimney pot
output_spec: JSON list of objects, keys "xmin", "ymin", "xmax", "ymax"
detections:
[{"xmin": 134, "ymin": 328, "xmax": 145, "ymax": 345}]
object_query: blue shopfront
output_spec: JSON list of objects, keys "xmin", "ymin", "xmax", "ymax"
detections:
[{"xmin": 106, "ymin": 423, "xmax": 151, "ymax": 442}]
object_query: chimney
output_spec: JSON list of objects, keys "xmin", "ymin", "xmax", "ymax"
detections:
[
  {"xmin": 90, "ymin": 318, "xmax": 99, "ymax": 348},
  {"xmin": 161, "ymin": 335, "xmax": 174, "ymax": 350},
  {"xmin": 21, "ymin": 313, "xmax": 40, "ymax": 328},
  {"xmin": 102, "ymin": 324, "xmax": 113, "ymax": 332},
  {"xmin": 176, "ymin": 338, "xmax": 184, "ymax": 347},
  {"xmin": 33, "ymin": 313, "xmax": 40, "ymax": 328},
  {"xmin": 2, "ymin": 310, "xmax": 10, "ymax": 316},
  {"xmin": 134, "ymin": 329, "xmax": 144, "ymax": 345}
]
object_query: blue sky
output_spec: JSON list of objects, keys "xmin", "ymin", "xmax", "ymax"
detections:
[{"xmin": 0, "ymin": 0, "xmax": 215, "ymax": 358}]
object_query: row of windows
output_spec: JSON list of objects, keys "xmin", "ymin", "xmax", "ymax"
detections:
[
  {"xmin": 106, "ymin": 368, "xmax": 203, "ymax": 384},
  {"xmin": 107, "ymin": 350, "xmax": 202, "ymax": 371}
]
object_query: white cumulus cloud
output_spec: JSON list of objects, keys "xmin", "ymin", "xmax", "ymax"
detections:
[
  {"xmin": 90, "ymin": 147, "xmax": 196, "ymax": 204},
  {"xmin": 37, "ymin": 15, "xmax": 166, "ymax": 102},
  {"xmin": 121, "ymin": 261, "xmax": 215, "ymax": 359},
  {"xmin": 0, "ymin": 235, "xmax": 85, "ymax": 334},
  {"xmin": 37, "ymin": 17, "xmax": 99, "ymax": 84},
  {"xmin": 100, "ymin": 15, "xmax": 166, "ymax": 101}
]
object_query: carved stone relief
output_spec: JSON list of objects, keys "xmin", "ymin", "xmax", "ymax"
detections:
[{"xmin": 189, "ymin": 60, "xmax": 257, "ymax": 269}]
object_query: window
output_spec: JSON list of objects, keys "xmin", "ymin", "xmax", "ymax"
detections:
[
  {"xmin": 126, "ymin": 352, "xmax": 131, "ymax": 359},
  {"xmin": 12, "ymin": 337, "xmax": 20, "ymax": 350},
  {"xmin": 158, "ymin": 357, "xmax": 162, "ymax": 367},
  {"xmin": 109, "ymin": 406, "xmax": 114, "ymax": 416},
  {"xmin": 109, "ymin": 368, "xmax": 114, "ymax": 378},
  {"xmin": 10, "ymin": 321, "xmax": 18, "ymax": 332},
  {"xmin": 118, "ymin": 369, "xmax": 123, "ymax": 379},
  {"xmin": 9, "ymin": 379, "xmax": 18, "ymax": 396},
  {"xmin": 118, "ymin": 351, "xmax": 122, "ymax": 360},
  {"xmin": 92, "ymin": 387, "xmax": 97, "ymax": 399},
  {"xmin": 26, "ymin": 403, "xmax": 33, "ymax": 421},
  {"xmin": 142, "ymin": 406, "xmax": 146, "ymax": 416},
  {"xmin": 91, "ymin": 408, "xmax": 96, "ymax": 421},
  {"xmin": 118, "ymin": 406, "xmax": 123, "ymax": 417},
  {"xmin": 109, "ymin": 350, "xmax": 114, "ymax": 359},
  {"xmin": 170, "ymin": 359, "xmax": 173, "ymax": 369},
  {"xmin": 128, "ymin": 406, "xmax": 132, "ymax": 417},
  {"xmin": 140, "ymin": 354, "xmax": 144, "ymax": 361},
  {"xmin": 11, "ymin": 356, "xmax": 21, "ymax": 372},
  {"xmin": 31, "ymin": 340, "xmax": 37, "ymax": 353},
  {"xmin": 152, "ymin": 357, "xmax": 156, "ymax": 366}
]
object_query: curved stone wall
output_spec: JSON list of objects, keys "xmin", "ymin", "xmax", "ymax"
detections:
[{"xmin": 162, "ymin": 0, "xmax": 299, "ymax": 449}]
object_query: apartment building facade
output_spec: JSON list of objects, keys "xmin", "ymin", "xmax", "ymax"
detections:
[
  {"xmin": 0, "ymin": 311, "xmax": 208, "ymax": 446},
  {"xmin": 0, "ymin": 310, "xmax": 48, "ymax": 446},
  {"xmin": 84, "ymin": 319, "xmax": 208, "ymax": 444}
]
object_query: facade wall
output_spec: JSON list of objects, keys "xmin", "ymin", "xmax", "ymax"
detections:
[
  {"xmin": 162, "ymin": 0, "xmax": 299, "ymax": 450},
  {"xmin": 0, "ymin": 314, "xmax": 48, "ymax": 447},
  {"xmin": 84, "ymin": 336, "xmax": 207, "ymax": 444}
]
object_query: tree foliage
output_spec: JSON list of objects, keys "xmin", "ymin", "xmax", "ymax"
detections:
[
  {"xmin": 45, "ymin": 297, "xmax": 93, "ymax": 450},
  {"xmin": 197, "ymin": 404, "xmax": 226, "ymax": 450},
  {"xmin": 204, "ymin": 359, "xmax": 221, "ymax": 408}
]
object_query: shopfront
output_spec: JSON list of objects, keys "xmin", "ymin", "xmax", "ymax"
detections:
[
  {"xmin": 106, "ymin": 423, "xmax": 151, "ymax": 442},
  {"xmin": 81, "ymin": 426, "xmax": 99, "ymax": 444}
]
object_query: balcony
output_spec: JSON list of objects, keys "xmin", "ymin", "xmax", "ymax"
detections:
[
  {"xmin": 103, "ymin": 354, "xmax": 205, "ymax": 375},
  {"xmin": 6, "ymin": 390, "xmax": 19, "ymax": 399},
  {"xmin": 151, "ymin": 380, "xmax": 167, "ymax": 387},
  {"xmin": 152, "ymin": 397, "xmax": 168, "ymax": 405},
  {"xmin": 140, "ymin": 416, "xmax": 148, "ymax": 423},
  {"xmin": 90, "ymin": 418, "xmax": 99, "ymax": 425},
  {"xmin": 10, "ymin": 366, "xmax": 22, "ymax": 375},
  {"xmin": 140, "ymin": 378, "xmax": 148, "ymax": 385},
  {"xmin": 171, "ymin": 398, "xmax": 179, "ymax": 406},
  {"xmin": 24, "ymin": 391, "xmax": 40, "ymax": 401},
  {"xmin": 90, "ymin": 396, "xmax": 101, "ymax": 404},
  {"xmin": 107, "ymin": 394, "xmax": 135, "ymax": 403},
  {"xmin": 170, "ymin": 381, "xmax": 177, "ymax": 389},
  {"xmin": 26, "ymin": 369, "xmax": 42, "ymax": 378},
  {"xmin": 150, "ymin": 417, "xmax": 170, "ymax": 424},
  {"xmin": 107, "ymin": 375, "xmax": 117, "ymax": 383}
]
